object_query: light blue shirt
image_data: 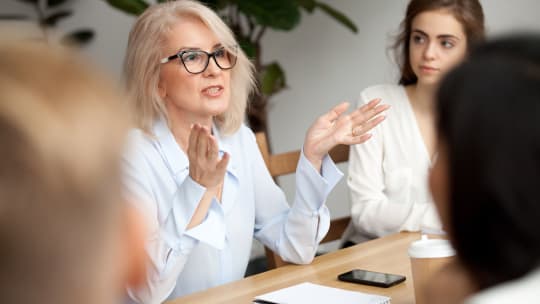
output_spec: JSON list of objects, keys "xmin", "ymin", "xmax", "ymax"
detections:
[{"xmin": 123, "ymin": 118, "xmax": 342, "ymax": 303}]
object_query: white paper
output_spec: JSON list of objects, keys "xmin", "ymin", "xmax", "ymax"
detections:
[{"xmin": 253, "ymin": 282, "xmax": 391, "ymax": 304}]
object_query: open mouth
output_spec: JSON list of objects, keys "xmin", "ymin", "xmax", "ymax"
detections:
[{"xmin": 202, "ymin": 85, "xmax": 223, "ymax": 97}]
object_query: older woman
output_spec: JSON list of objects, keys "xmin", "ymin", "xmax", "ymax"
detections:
[{"xmin": 122, "ymin": 1, "xmax": 387, "ymax": 302}]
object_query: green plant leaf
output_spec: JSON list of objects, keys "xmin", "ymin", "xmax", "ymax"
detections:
[
  {"xmin": 294, "ymin": 0, "xmax": 316, "ymax": 13},
  {"xmin": 61, "ymin": 29, "xmax": 94, "ymax": 46},
  {"xmin": 48, "ymin": 0, "xmax": 69, "ymax": 7},
  {"xmin": 237, "ymin": 0, "xmax": 300, "ymax": 31},
  {"xmin": 261, "ymin": 62, "xmax": 286, "ymax": 96},
  {"xmin": 199, "ymin": 0, "xmax": 228, "ymax": 10},
  {"xmin": 104, "ymin": 0, "xmax": 149, "ymax": 16},
  {"xmin": 15, "ymin": 0, "xmax": 82, "ymax": 6},
  {"xmin": 238, "ymin": 38, "xmax": 256, "ymax": 59},
  {"xmin": 42, "ymin": 10, "xmax": 72, "ymax": 26},
  {"xmin": 314, "ymin": 2, "xmax": 357, "ymax": 33},
  {"xmin": 16, "ymin": 0, "xmax": 38, "ymax": 4}
]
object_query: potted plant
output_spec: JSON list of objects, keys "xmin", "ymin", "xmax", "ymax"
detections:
[{"xmin": 0, "ymin": 0, "xmax": 94, "ymax": 46}]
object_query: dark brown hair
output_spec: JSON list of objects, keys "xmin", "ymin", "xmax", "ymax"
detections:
[{"xmin": 393, "ymin": 0, "xmax": 485, "ymax": 85}]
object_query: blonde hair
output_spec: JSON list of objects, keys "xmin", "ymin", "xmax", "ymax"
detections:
[
  {"xmin": 0, "ymin": 41, "xmax": 130, "ymax": 304},
  {"xmin": 124, "ymin": 0, "xmax": 255, "ymax": 135}
]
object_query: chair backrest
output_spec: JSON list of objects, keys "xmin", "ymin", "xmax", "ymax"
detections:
[{"xmin": 255, "ymin": 132, "xmax": 351, "ymax": 269}]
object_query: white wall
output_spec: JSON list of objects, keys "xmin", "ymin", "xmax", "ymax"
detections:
[{"xmin": 2, "ymin": 0, "xmax": 540, "ymax": 248}]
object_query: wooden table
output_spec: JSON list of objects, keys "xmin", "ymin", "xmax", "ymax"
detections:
[{"xmin": 167, "ymin": 232, "xmax": 422, "ymax": 304}]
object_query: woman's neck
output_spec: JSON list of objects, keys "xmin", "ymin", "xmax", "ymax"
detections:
[
  {"xmin": 406, "ymin": 83, "xmax": 436, "ymax": 113},
  {"xmin": 167, "ymin": 110, "xmax": 213, "ymax": 152}
]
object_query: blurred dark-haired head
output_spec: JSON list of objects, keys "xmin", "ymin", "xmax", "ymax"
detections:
[{"xmin": 432, "ymin": 34, "xmax": 540, "ymax": 289}]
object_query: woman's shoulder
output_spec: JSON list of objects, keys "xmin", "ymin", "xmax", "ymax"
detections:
[
  {"xmin": 127, "ymin": 128, "xmax": 155, "ymax": 148},
  {"xmin": 221, "ymin": 124, "xmax": 257, "ymax": 146},
  {"xmin": 359, "ymin": 84, "xmax": 405, "ymax": 106},
  {"xmin": 215, "ymin": 124, "xmax": 255, "ymax": 149},
  {"xmin": 466, "ymin": 268, "xmax": 540, "ymax": 304},
  {"xmin": 124, "ymin": 128, "xmax": 159, "ymax": 162}
]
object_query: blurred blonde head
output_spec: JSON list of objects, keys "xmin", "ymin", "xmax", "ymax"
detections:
[
  {"xmin": 0, "ymin": 40, "xmax": 142, "ymax": 304},
  {"xmin": 124, "ymin": 0, "xmax": 255, "ymax": 135}
]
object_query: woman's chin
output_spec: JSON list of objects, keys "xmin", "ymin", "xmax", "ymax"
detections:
[
  {"xmin": 204, "ymin": 98, "xmax": 229, "ymax": 115},
  {"xmin": 205, "ymin": 104, "xmax": 229, "ymax": 117}
]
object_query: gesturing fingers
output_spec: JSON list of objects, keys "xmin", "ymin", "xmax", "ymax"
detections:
[
  {"xmin": 197, "ymin": 125, "xmax": 209, "ymax": 160},
  {"xmin": 207, "ymin": 134, "xmax": 219, "ymax": 161},
  {"xmin": 324, "ymin": 102, "xmax": 350, "ymax": 123},
  {"xmin": 187, "ymin": 124, "xmax": 200, "ymax": 159},
  {"xmin": 216, "ymin": 152, "xmax": 230, "ymax": 174},
  {"xmin": 351, "ymin": 115, "xmax": 386, "ymax": 138},
  {"xmin": 353, "ymin": 133, "xmax": 372, "ymax": 145},
  {"xmin": 187, "ymin": 124, "xmax": 229, "ymax": 188},
  {"xmin": 351, "ymin": 98, "xmax": 389, "ymax": 123}
]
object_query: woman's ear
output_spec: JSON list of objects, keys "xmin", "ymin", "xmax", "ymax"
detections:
[{"xmin": 122, "ymin": 204, "xmax": 147, "ymax": 288}]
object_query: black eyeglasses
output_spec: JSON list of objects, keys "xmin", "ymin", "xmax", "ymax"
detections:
[{"xmin": 160, "ymin": 46, "xmax": 238, "ymax": 74}]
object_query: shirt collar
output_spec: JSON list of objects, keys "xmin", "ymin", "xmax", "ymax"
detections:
[
  {"xmin": 211, "ymin": 123, "xmax": 240, "ymax": 179},
  {"xmin": 153, "ymin": 117, "xmax": 188, "ymax": 178},
  {"xmin": 152, "ymin": 117, "xmax": 239, "ymax": 179}
]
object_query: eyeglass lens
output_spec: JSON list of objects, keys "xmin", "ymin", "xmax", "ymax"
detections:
[{"xmin": 180, "ymin": 48, "xmax": 237, "ymax": 74}]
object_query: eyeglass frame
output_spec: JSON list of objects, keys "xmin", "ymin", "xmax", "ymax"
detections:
[{"xmin": 159, "ymin": 46, "xmax": 238, "ymax": 74}]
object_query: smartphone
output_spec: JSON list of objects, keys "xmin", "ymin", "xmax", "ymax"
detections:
[{"xmin": 337, "ymin": 269, "xmax": 406, "ymax": 288}]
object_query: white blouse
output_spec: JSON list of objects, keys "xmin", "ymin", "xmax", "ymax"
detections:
[
  {"xmin": 123, "ymin": 118, "xmax": 342, "ymax": 303},
  {"xmin": 466, "ymin": 268, "xmax": 540, "ymax": 304},
  {"xmin": 344, "ymin": 84, "xmax": 441, "ymax": 244}
]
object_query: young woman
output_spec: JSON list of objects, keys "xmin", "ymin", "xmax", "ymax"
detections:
[
  {"xmin": 344, "ymin": 0, "xmax": 485, "ymax": 245},
  {"xmin": 121, "ymin": 1, "xmax": 388, "ymax": 302}
]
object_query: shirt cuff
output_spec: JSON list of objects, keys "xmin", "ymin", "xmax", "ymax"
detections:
[
  {"xmin": 320, "ymin": 153, "xmax": 343, "ymax": 195},
  {"xmin": 294, "ymin": 150, "xmax": 343, "ymax": 211},
  {"xmin": 315, "ymin": 205, "xmax": 331, "ymax": 242},
  {"xmin": 184, "ymin": 199, "xmax": 226, "ymax": 250},
  {"xmin": 162, "ymin": 176, "xmax": 206, "ymax": 240},
  {"xmin": 158, "ymin": 233, "xmax": 197, "ymax": 280}
]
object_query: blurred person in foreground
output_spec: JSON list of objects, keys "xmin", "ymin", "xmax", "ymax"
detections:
[
  {"xmin": 121, "ymin": 0, "xmax": 388, "ymax": 302},
  {"xmin": 0, "ymin": 40, "xmax": 146, "ymax": 304},
  {"xmin": 427, "ymin": 34, "xmax": 540, "ymax": 303}
]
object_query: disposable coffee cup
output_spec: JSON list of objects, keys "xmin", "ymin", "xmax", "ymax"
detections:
[{"xmin": 408, "ymin": 235, "xmax": 455, "ymax": 304}]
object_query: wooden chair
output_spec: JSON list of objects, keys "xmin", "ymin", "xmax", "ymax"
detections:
[{"xmin": 255, "ymin": 132, "xmax": 351, "ymax": 269}]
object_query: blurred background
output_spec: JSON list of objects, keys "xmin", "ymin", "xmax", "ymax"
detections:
[{"xmin": 2, "ymin": 0, "xmax": 539, "ymax": 261}]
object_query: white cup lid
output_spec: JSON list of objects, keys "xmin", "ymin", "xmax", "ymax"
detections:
[{"xmin": 408, "ymin": 235, "xmax": 456, "ymax": 258}]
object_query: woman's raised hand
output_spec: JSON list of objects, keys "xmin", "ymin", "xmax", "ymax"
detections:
[
  {"xmin": 303, "ymin": 98, "xmax": 389, "ymax": 171},
  {"xmin": 187, "ymin": 124, "xmax": 229, "ymax": 189}
]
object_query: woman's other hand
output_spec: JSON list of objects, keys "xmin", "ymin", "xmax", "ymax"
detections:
[
  {"xmin": 303, "ymin": 99, "xmax": 389, "ymax": 171},
  {"xmin": 187, "ymin": 124, "xmax": 229, "ymax": 189}
]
